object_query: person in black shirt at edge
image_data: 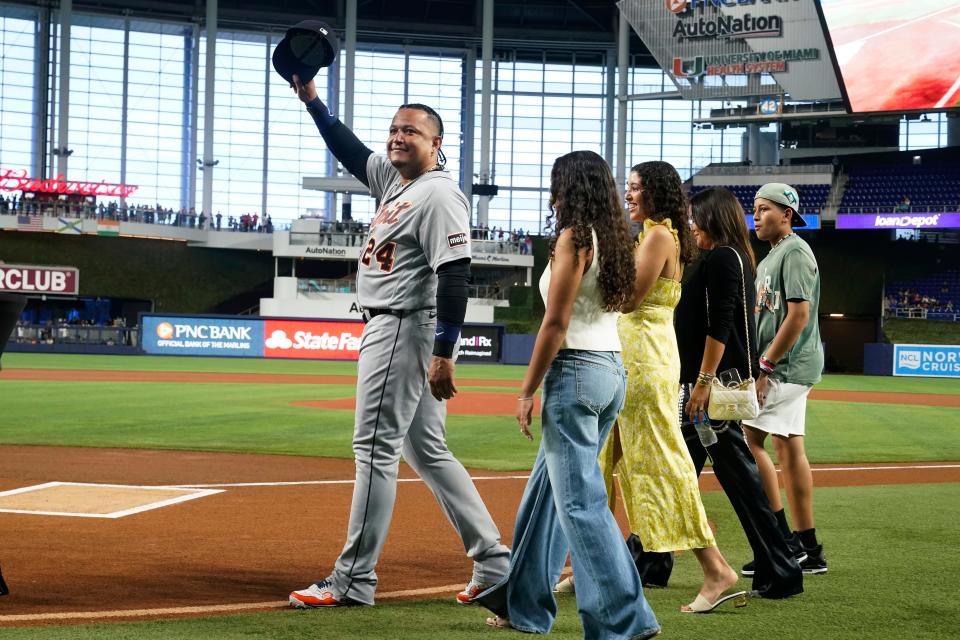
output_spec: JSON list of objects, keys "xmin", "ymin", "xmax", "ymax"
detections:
[
  {"xmin": 0, "ymin": 292, "xmax": 28, "ymax": 596},
  {"xmin": 674, "ymin": 187, "xmax": 803, "ymax": 599}
]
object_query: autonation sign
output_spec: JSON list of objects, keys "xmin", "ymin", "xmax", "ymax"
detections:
[
  {"xmin": 837, "ymin": 213, "xmax": 960, "ymax": 230},
  {"xmin": 893, "ymin": 344, "xmax": 960, "ymax": 378}
]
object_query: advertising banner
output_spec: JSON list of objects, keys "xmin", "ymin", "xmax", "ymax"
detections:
[
  {"xmin": 617, "ymin": 0, "xmax": 841, "ymax": 100},
  {"xmin": 0, "ymin": 264, "xmax": 79, "ymax": 296},
  {"xmin": 141, "ymin": 316, "xmax": 264, "ymax": 357},
  {"xmin": 893, "ymin": 344, "xmax": 960, "ymax": 378},
  {"xmin": 458, "ymin": 325, "xmax": 502, "ymax": 363},
  {"xmin": 836, "ymin": 213, "xmax": 960, "ymax": 230},
  {"xmin": 263, "ymin": 319, "xmax": 364, "ymax": 360},
  {"xmin": 141, "ymin": 314, "xmax": 504, "ymax": 363}
]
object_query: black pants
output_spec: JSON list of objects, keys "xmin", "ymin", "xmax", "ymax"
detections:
[{"xmin": 679, "ymin": 384, "xmax": 803, "ymax": 598}]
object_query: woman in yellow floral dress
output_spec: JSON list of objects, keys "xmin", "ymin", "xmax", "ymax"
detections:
[{"xmin": 604, "ymin": 161, "xmax": 742, "ymax": 613}]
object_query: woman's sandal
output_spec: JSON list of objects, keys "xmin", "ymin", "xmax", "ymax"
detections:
[
  {"xmin": 680, "ymin": 590, "xmax": 749, "ymax": 613},
  {"xmin": 485, "ymin": 615, "xmax": 513, "ymax": 629},
  {"xmin": 553, "ymin": 576, "xmax": 575, "ymax": 594}
]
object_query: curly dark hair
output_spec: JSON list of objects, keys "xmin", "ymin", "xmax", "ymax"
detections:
[
  {"xmin": 544, "ymin": 150, "xmax": 635, "ymax": 311},
  {"xmin": 631, "ymin": 161, "xmax": 695, "ymax": 264}
]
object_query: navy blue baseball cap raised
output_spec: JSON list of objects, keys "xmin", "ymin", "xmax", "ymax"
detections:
[{"xmin": 272, "ymin": 20, "xmax": 339, "ymax": 85}]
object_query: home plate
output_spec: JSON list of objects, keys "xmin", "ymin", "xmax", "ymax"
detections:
[{"xmin": 0, "ymin": 482, "xmax": 223, "ymax": 518}]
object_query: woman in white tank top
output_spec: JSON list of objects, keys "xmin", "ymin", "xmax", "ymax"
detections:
[{"xmin": 475, "ymin": 151, "xmax": 660, "ymax": 640}]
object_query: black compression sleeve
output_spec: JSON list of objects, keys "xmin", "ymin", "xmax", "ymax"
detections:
[
  {"xmin": 433, "ymin": 258, "xmax": 470, "ymax": 358},
  {"xmin": 305, "ymin": 97, "xmax": 374, "ymax": 187}
]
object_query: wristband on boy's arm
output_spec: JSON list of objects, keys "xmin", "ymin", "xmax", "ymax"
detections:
[{"xmin": 758, "ymin": 355, "xmax": 776, "ymax": 375}]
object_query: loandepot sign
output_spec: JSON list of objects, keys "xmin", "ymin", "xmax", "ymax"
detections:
[{"xmin": 617, "ymin": 0, "xmax": 841, "ymax": 101}]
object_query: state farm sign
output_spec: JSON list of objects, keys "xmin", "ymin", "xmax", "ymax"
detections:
[
  {"xmin": 263, "ymin": 319, "xmax": 363, "ymax": 360},
  {"xmin": 0, "ymin": 264, "xmax": 79, "ymax": 295}
]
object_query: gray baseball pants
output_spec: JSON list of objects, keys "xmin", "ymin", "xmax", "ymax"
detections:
[{"xmin": 328, "ymin": 309, "xmax": 509, "ymax": 604}]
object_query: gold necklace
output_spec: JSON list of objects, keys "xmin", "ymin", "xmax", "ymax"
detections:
[{"xmin": 773, "ymin": 233, "xmax": 794, "ymax": 249}]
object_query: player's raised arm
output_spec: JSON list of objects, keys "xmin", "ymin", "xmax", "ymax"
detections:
[{"xmin": 291, "ymin": 74, "xmax": 373, "ymax": 187}]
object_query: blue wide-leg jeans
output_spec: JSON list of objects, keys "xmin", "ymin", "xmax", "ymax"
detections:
[{"xmin": 478, "ymin": 349, "xmax": 660, "ymax": 640}]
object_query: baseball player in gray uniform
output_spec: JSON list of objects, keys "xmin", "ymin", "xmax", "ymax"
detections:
[{"xmin": 287, "ymin": 74, "xmax": 510, "ymax": 608}]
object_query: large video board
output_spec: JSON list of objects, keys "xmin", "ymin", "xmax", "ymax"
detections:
[{"xmin": 817, "ymin": 0, "xmax": 960, "ymax": 113}]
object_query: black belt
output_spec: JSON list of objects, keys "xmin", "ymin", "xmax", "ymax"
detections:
[
  {"xmin": 361, "ymin": 307, "xmax": 434, "ymax": 323},
  {"xmin": 362, "ymin": 308, "xmax": 402, "ymax": 323}
]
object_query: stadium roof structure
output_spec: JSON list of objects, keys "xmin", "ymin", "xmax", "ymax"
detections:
[{"xmin": 50, "ymin": 0, "xmax": 653, "ymax": 57}]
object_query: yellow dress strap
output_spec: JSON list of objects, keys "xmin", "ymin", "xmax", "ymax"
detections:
[
  {"xmin": 641, "ymin": 217, "xmax": 682, "ymax": 278},
  {"xmin": 641, "ymin": 217, "xmax": 679, "ymax": 244}
]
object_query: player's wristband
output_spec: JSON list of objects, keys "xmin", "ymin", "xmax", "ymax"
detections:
[
  {"xmin": 432, "ymin": 319, "xmax": 461, "ymax": 359},
  {"xmin": 305, "ymin": 97, "xmax": 337, "ymax": 130}
]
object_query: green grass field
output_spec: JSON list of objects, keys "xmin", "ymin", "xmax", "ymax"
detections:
[
  {"xmin": 1, "ymin": 353, "xmax": 958, "ymax": 638},
  {"xmin": 1, "ymin": 353, "xmax": 958, "ymax": 467}
]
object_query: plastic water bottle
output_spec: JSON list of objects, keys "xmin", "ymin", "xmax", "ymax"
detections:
[{"xmin": 694, "ymin": 412, "xmax": 717, "ymax": 447}]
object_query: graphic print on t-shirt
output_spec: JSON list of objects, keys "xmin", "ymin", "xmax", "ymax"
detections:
[{"xmin": 756, "ymin": 274, "xmax": 781, "ymax": 314}]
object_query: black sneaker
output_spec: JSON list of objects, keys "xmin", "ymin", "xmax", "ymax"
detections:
[
  {"xmin": 799, "ymin": 544, "xmax": 828, "ymax": 575},
  {"xmin": 742, "ymin": 535, "xmax": 807, "ymax": 577},
  {"xmin": 785, "ymin": 532, "xmax": 809, "ymax": 564}
]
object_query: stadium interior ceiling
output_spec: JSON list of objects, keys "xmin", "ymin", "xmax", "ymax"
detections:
[{"xmin": 53, "ymin": 0, "xmax": 653, "ymax": 56}]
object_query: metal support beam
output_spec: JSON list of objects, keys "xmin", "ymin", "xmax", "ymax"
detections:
[
  {"xmin": 604, "ymin": 47, "xmax": 615, "ymax": 166},
  {"xmin": 181, "ymin": 27, "xmax": 194, "ymax": 210},
  {"xmin": 476, "ymin": 0, "xmax": 494, "ymax": 227},
  {"xmin": 342, "ymin": 0, "xmax": 357, "ymax": 221},
  {"xmin": 261, "ymin": 36, "xmax": 270, "ymax": 221},
  {"xmin": 615, "ymin": 10, "xmax": 629, "ymax": 190},
  {"xmin": 461, "ymin": 47, "xmax": 476, "ymax": 205},
  {"xmin": 32, "ymin": 4, "xmax": 50, "ymax": 179},
  {"xmin": 201, "ymin": 0, "xmax": 217, "ymax": 221},
  {"xmin": 120, "ymin": 16, "xmax": 129, "ymax": 208},
  {"xmin": 55, "ymin": 0, "xmax": 71, "ymax": 179},
  {"xmin": 188, "ymin": 25, "xmax": 200, "ymax": 213}
]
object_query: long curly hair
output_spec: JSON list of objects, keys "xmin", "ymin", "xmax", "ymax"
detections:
[
  {"xmin": 631, "ymin": 161, "xmax": 695, "ymax": 264},
  {"xmin": 545, "ymin": 150, "xmax": 635, "ymax": 311}
]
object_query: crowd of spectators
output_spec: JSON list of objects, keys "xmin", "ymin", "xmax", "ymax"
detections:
[
  {"xmin": 1, "ymin": 194, "xmax": 274, "ymax": 233},
  {"xmin": 884, "ymin": 280, "xmax": 958, "ymax": 319},
  {"xmin": 471, "ymin": 225, "xmax": 535, "ymax": 254},
  {"xmin": 14, "ymin": 316, "xmax": 135, "ymax": 346},
  {"xmin": 4, "ymin": 192, "xmax": 541, "ymax": 253}
]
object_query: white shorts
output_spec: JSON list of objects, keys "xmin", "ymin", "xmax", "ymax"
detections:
[{"xmin": 742, "ymin": 379, "xmax": 811, "ymax": 437}]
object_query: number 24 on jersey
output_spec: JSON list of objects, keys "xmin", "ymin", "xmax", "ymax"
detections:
[{"xmin": 361, "ymin": 237, "xmax": 397, "ymax": 272}]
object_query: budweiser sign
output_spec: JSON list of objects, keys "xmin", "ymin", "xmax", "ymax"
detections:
[
  {"xmin": 0, "ymin": 167, "xmax": 138, "ymax": 198},
  {"xmin": 0, "ymin": 264, "xmax": 79, "ymax": 295}
]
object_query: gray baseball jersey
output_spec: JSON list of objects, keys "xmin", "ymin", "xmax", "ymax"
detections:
[{"xmin": 358, "ymin": 154, "xmax": 471, "ymax": 310}]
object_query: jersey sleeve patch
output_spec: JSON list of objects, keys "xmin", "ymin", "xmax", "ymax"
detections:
[{"xmin": 447, "ymin": 232, "xmax": 469, "ymax": 248}]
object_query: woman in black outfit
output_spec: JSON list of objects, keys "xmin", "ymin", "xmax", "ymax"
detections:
[{"xmin": 674, "ymin": 187, "xmax": 803, "ymax": 599}]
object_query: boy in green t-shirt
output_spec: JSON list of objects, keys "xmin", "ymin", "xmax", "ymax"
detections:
[{"xmin": 742, "ymin": 183, "xmax": 827, "ymax": 576}]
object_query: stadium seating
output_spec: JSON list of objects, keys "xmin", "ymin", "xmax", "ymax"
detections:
[
  {"xmin": 840, "ymin": 165, "xmax": 960, "ymax": 212},
  {"xmin": 688, "ymin": 183, "xmax": 829, "ymax": 219},
  {"xmin": 885, "ymin": 269, "xmax": 960, "ymax": 320}
]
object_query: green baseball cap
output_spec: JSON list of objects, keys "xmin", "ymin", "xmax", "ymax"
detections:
[{"xmin": 755, "ymin": 182, "xmax": 806, "ymax": 227}]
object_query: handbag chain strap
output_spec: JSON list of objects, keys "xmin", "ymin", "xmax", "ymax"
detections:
[
  {"xmin": 705, "ymin": 247, "xmax": 753, "ymax": 381},
  {"xmin": 728, "ymin": 246, "xmax": 753, "ymax": 381}
]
